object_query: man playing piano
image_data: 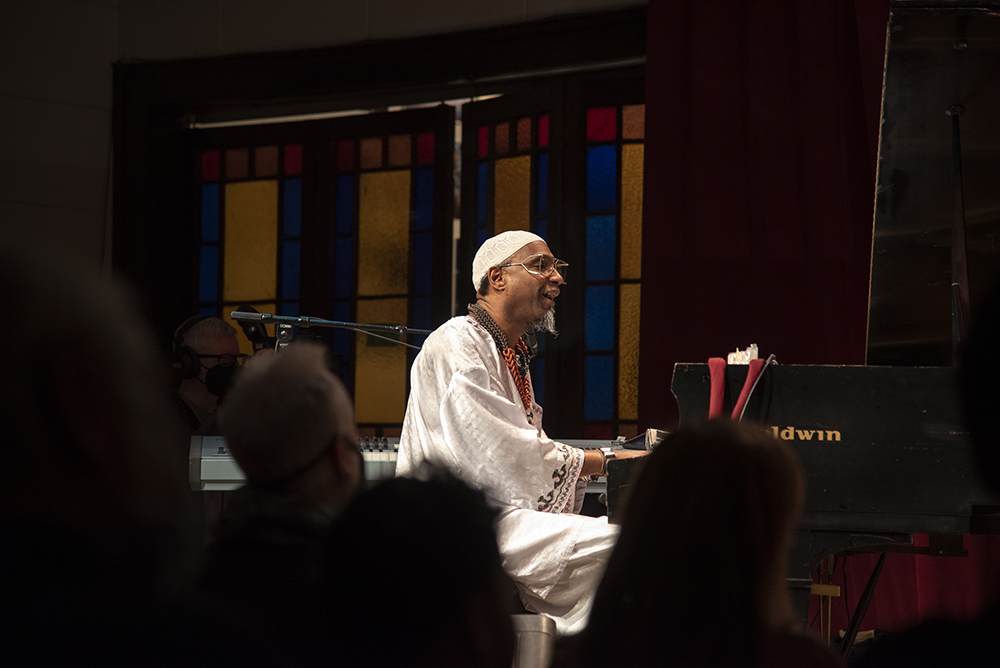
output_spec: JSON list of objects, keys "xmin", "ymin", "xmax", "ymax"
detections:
[{"xmin": 397, "ymin": 230, "xmax": 646, "ymax": 635}]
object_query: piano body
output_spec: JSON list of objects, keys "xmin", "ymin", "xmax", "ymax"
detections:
[{"xmin": 653, "ymin": 363, "xmax": 1000, "ymax": 621}]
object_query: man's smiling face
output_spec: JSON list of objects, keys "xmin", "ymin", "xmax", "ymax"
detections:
[{"xmin": 499, "ymin": 240, "xmax": 565, "ymax": 330}]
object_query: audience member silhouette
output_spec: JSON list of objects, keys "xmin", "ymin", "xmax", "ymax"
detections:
[
  {"xmin": 554, "ymin": 419, "xmax": 840, "ymax": 668},
  {"xmin": 200, "ymin": 342, "xmax": 364, "ymax": 630},
  {"xmin": 321, "ymin": 471, "xmax": 517, "ymax": 668},
  {"xmin": 852, "ymin": 282, "xmax": 1000, "ymax": 668},
  {"xmin": 0, "ymin": 234, "xmax": 270, "ymax": 665},
  {"xmin": 171, "ymin": 315, "xmax": 243, "ymax": 436}
]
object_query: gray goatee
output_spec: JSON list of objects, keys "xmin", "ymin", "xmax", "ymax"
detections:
[{"xmin": 532, "ymin": 308, "xmax": 558, "ymax": 337}]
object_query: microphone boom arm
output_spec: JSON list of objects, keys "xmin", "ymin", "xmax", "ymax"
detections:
[{"xmin": 230, "ymin": 311, "xmax": 432, "ymax": 351}]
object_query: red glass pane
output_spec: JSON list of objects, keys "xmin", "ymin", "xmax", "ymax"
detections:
[
  {"xmin": 478, "ymin": 126, "xmax": 488, "ymax": 158},
  {"xmin": 583, "ymin": 423, "xmax": 614, "ymax": 440},
  {"xmin": 587, "ymin": 107, "xmax": 617, "ymax": 141},
  {"xmin": 539, "ymin": 115, "xmax": 549, "ymax": 147},
  {"xmin": 255, "ymin": 146, "xmax": 278, "ymax": 176},
  {"xmin": 201, "ymin": 150, "xmax": 219, "ymax": 181},
  {"xmin": 417, "ymin": 132, "xmax": 435, "ymax": 164},
  {"xmin": 284, "ymin": 144, "xmax": 303, "ymax": 174},
  {"xmin": 337, "ymin": 140, "xmax": 354, "ymax": 171},
  {"xmin": 495, "ymin": 123, "xmax": 509, "ymax": 154},
  {"xmin": 517, "ymin": 118, "xmax": 532, "ymax": 152},
  {"xmin": 225, "ymin": 148, "xmax": 248, "ymax": 179}
]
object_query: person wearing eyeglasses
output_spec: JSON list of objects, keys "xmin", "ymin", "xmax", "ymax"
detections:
[{"xmin": 397, "ymin": 230, "xmax": 644, "ymax": 636}]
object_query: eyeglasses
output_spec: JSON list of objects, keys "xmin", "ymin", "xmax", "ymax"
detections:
[
  {"xmin": 197, "ymin": 353, "xmax": 248, "ymax": 367},
  {"xmin": 499, "ymin": 254, "xmax": 568, "ymax": 281}
]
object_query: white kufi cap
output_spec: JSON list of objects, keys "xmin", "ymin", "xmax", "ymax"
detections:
[{"xmin": 472, "ymin": 230, "xmax": 545, "ymax": 290}]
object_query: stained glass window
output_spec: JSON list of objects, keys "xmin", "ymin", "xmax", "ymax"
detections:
[
  {"xmin": 198, "ymin": 144, "xmax": 303, "ymax": 348},
  {"xmin": 334, "ymin": 131, "xmax": 438, "ymax": 434},
  {"xmin": 463, "ymin": 92, "xmax": 644, "ymax": 440},
  {"xmin": 193, "ymin": 108, "xmax": 453, "ymax": 438},
  {"xmin": 472, "ymin": 112, "xmax": 551, "ymax": 405},
  {"xmin": 582, "ymin": 103, "xmax": 644, "ymax": 440}
]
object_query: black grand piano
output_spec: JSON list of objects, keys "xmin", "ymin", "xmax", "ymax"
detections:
[
  {"xmin": 606, "ymin": 363, "xmax": 1000, "ymax": 640},
  {"xmin": 610, "ymin": 5, "xmax": 1000, "ymax": 644}
]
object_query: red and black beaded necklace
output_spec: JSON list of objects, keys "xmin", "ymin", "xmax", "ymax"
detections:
[{"xmin": 468, "ymin": 303, "xmax": 534, "ymax": 420}]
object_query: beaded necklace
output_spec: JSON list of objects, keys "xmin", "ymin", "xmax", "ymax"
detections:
[{"xmin": 468, "ymin": 303, "xmax": 534, "ymax": 419}]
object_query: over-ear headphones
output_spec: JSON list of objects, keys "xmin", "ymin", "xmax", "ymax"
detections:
[{"xmin": 173, "ymin": 314, "xmax": 206, "ymax": 379}]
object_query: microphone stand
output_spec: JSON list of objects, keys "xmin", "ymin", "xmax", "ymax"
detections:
[{"xmin": 231, "ymin": 311, "xmax": 433, "ymax": 351}]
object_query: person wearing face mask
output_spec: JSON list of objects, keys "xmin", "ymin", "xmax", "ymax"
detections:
[{"xmin": 171, "ymin": 315, "xmax": 246, "ymax": 437}]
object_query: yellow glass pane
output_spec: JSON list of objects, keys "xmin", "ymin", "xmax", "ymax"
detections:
[
  {"xmin": 223, "ymin": 181, "xmax": 278, "ymax": 302},
  {"xmin": 622, "ymin": 104, "xmax": 645, "ymax": 140},
  {"xmin": 621, "ymin": 144, "xmax": 644, "ymax": 280},
  {"xmin": 358, "ymin": 170, "xmax": 411, "ymax": 296},
  {"xmin": 618, "ymin": 283, "xmax": 640, "ymax": 420},
  {"xmin": 222, "ymin": 302, "xmax": 275, "ymax": 356},
  {"xmin": 388, "ymin": 134, "xmax": 411, "ymax": 166},
  {"xmin": 354, "ymin": 297, "xmax": 408, "ymax": 423},
  {"xmin": 493, "ymin": 155, "xmax": 531, "ymax": 234}
]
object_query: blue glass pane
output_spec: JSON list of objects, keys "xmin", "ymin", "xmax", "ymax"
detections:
[
  {"xmin": 281, "ymin": 301, "xmax": 299, "ymax": 317},
  {"xmin": 415, "ymin": 232, "xmax": 432, "ymax": 294},
  {"xmin": 537, "ymin": 153, "xmax": 548, "ymax": 216},
  {"xmin": 536, "ymin": 219, "xmax": 547, "ymax": 240},
  {"xmin": 585, "ymin": 285, "xmax": 614, "ymax": 350},
  {"xmin": 536, "ymin": 332, "xmax": 547, "ymax": 355},
  {"xmin": 585, "ymin": 355, "xmax": 613, "ymax": 419},
  {"xmin": 201, "ymin": 184, "xmax": 219, "ymax": 242},
  {"xmin": 477, "ymin": 162, "xmax": 488, "ymax": 223},
  {"xmin": 477, "ymin": 227, "xmax": 487, "ymax": 248},
  {"xmin": 332, "ymin": 300, "xmax": 352, "ymax": 357},
  {"xmin": 199, "ymin": 245, "xmax": 218, "ymax": 302},
  {"xmin": 533, "ymin": 357, "xmax": 546, "ymax": 408},
  {"xmin": 586, "ymin": 215, "xmax": 616, "ymax": 281},
  {"xmin": 282, "ymin": 240, "xmax": 301, "ymax": 299},
  {"xmin": 199, "ymin": 305, "xmax": 216, "ymax": 317},
  {"xmin": 586, "ymin": 146, "xmax": 617, "ymax": 211},
  {"xmin": 336, "ymin": 175, "xmax": 354, "ymax": 234},
  {"xmin": 415, "ymin": 169, "xmax": 434, "ymax": 230},
  {"xmin": 414, "ymin": 296, "xmax": 431, "ymax": 331},
  {"xmin": 334, "ymin": 237, "xmax": 353, "ymax": 298},
  {"xmin": 283, "ymin": 179, "xmax": 302, "ymax": 236}
]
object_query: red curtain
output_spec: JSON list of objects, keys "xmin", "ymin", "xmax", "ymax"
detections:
[
  {"xmin": 808, "ymin": 536, "xmax": 1000, "ymax": 635},
  {"xmin": 640, "ymin": 0, "xmax": 999, "ymax": 635},
  {"xmin": 639, "ymin": 0, "xmax": 886, "ymax": 427}
]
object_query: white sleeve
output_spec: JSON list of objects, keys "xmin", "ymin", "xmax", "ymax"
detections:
[{"xmin": 438, "ymin": 364, "xmax": 585, "ymax": 514}]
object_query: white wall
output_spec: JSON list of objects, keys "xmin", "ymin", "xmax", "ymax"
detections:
[{"xmin": 0, "ymin": 0, "xmax": 644, "ymax": 267}]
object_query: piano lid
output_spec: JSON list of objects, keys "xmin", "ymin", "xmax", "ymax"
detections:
[{"xmin": 868, "ymin": 6, "xmax": 1000, "ymax": 366}]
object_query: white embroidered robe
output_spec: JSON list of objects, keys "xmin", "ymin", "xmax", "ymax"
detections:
[{"xmin": 397, "ymin": 315, "xmax": 618, "ymax": 634}]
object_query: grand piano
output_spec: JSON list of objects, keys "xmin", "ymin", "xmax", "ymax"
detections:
[
  {"xmin": 603, "ymin": 362, "xmax": 1000, "ymax": 640},
  {"xmin": 607, "ymin": 5, "xmax": 1000, "ymax": 641}
]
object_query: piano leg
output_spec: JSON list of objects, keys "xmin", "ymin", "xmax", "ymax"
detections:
[
  {"xmin": 838, "ymin": 552, "xmax": 886, "ymax": 660},
  {"xmin": 788, "ymin": 529, "xmax": 911, "ymax": 631}
]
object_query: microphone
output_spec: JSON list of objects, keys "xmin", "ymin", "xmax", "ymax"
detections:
[{"xmin": 235, "ymin": 304, "xmax": 274, "ymax": 353}]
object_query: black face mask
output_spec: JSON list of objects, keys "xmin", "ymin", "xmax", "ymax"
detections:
[{"xmin": 204, "ymin": 364, "xmax": 240, "ymax": 401}]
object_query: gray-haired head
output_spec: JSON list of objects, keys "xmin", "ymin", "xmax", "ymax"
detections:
[{"xmin": 220, "ymin": 342, "xmax": 356, "ymax": 487}]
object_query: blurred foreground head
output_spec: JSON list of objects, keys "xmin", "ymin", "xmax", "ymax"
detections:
[
  {"xmin": 323, "ymin": 471, "xmax": 516, "ymax": 668},
  {"xmin": 0, "ymin": 233, "xmax": 196, "ymax": 589},
  {"xmin": 220, "ymin": 342, "xmax": 362, "ymax": 511},
  {"xmin": 581, "ymin": 419, "xmax": 805, "ymax": 667}
]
